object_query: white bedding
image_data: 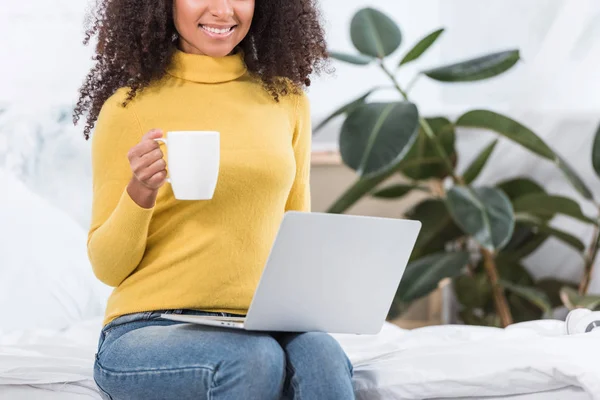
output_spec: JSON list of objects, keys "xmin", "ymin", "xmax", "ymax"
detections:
[
  {"xmin": 1, "ymin": 318, "xmax": 600, "ymax": 400},
  {"xmin": 1, "ymin": 168, "xmax": 599, "ymax": 399}
]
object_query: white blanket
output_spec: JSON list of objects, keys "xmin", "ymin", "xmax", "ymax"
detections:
[
  {"xmin": 1, "ymin": 319, "xmax": 600, "ymax": 399},
  {"xmin": 334, "ymin": 320, "xmax": 600, "ymax": 399}
]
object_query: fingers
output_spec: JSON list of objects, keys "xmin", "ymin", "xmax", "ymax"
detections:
[
  {"xmin": 128, "ymin": 129, "xmax": 163, "ymax": 159},
  {"xmin": 139, "ymin": 148, "xmax": 164, "ymax": 168},
  {"xmin": 146, "ymin": 170, "xmax": 168, "ymax": 187},
  {"xmin": 137, "ymin": 158, "xmax": 167, "ymax": 182},
  {"xmin": 127, "ymin": 129, "xmax": 169, "ymax": 190}
]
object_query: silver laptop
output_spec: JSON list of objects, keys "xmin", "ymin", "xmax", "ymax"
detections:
[{"xmin": 160, "ymin": 211, "xmax": 421, "ymax": 334}]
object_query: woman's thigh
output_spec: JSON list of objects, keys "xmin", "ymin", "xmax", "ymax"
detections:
[
  {"xmin": 94, "ymin": 312, "xmax": 286, "ymax": 400},
  {"xmin": 276, "ymin": 331, "xmax": 355, "ymax": 400}
]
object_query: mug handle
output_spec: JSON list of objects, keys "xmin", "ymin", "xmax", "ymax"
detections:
[{"xmin": 153, "ymin": 138, "xmax": 171, "ymax": 184}]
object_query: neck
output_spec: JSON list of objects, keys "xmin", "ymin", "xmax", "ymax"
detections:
[{"xmin": 165, "ymin": 45, "xmax": 247, "ymax": 84}]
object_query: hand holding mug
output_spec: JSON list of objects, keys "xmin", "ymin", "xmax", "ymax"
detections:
[
  {"xmin": 126, "ymin": 129, "xmax": 167, "ymax": 208},
  {"xmin": 126, "ymin": 129, "xmax": 220, "ymax": 206},
  {"xmin": 128, "ymin": 129, "xmax": 168, "ymax": 190}
]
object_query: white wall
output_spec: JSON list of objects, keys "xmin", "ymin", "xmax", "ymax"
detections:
[
  {"xmin": 2, "ymin": 0, "xmax": 600, "ymax": 292},
  {"xmin": 0, "ymin": 0, "xmax": 94, "ymax": 110},
  {"xmin": 312, "ymin": 0, "xmax": 600, "ymax": 146},
  {"xmin": 2, "ymin": 0, "xmax": 599, "ymax": 124}
]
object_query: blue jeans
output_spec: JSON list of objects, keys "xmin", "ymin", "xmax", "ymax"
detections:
[{"xmin": 94, "ymin": 309, "xmax": 355, "ymax": 399}]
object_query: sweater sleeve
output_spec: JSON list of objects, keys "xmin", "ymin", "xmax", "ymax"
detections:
[
  {"xmin": 87, "ymin": 94, "xmax": 154, "ymax": 287},
  {"xmin": 285, "ymin": 91, "xmax": 312, "ymax": 212}
]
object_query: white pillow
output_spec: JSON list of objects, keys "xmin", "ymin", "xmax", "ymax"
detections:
[
  {"xmin": 0, "ymin": 106, "xmax": 93, "ymax": 229},
  {"xmin": 0, "ymin": 168, "xmax": 110, "ymax": 331}
]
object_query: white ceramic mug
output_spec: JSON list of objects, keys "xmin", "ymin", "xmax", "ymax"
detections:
[{"xmin": 154, "ymin": 131, "xmax": 220, "ymax": 200}]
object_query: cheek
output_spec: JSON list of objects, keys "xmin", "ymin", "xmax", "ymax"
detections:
[
  {"xmin": 237, "ymin": 2, "xmax": 255, "ymax": 27},
  {"xmin": 173, "ymin": 0, "xmax": 198, "ymax": 31}
]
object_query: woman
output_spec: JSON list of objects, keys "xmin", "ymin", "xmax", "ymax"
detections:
[{"xmin": 73, "ymin": 0, "xmax": 354, "ymax": 399}]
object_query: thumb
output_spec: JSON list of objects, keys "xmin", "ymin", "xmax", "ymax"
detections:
[{"xmin": 143, "ymin": 129, "xmax": 164, "ymax": 140}]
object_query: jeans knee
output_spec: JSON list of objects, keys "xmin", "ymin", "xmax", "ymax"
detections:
[
  {"xmin": 284, "ymin": 332, "xmax": 353, "ymax": 381},
  {"xmin": 282, "ymin": 333, "xmax": 354, "ymax": 400},
  {"xmin": 218, "ymin": 335, "xmax": 286, "ymax": 397},
  {"xmin": 320, "ymin": 334, "xmax": 353, "ymax": 375},
  {"xmin": 241, "ymin": 336, "xmax": 285, "ymax": 378}
]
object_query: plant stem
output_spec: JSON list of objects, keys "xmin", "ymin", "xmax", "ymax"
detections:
[
  {"xmin": 580, "ymin": 206, "xmax": 600, "ymax": 294},
  {"xmin": 419, "ymin": 116, "xmax": 464, "ymax": 184},
  {"xmin": 405, "ymin": 74, "xmax": 421, "ymax": 95},
  {"xmin": 482, "ymin": 248, "xmax": 513, "ymax": 327},
  {"xmin": 378, "ymin": 61, "xmax": 462, "ymax": 184},
  {"xmin": 380, "ymin": 60, "xmax": 510, "ymax": 325},
  {"xmin": 379, "ymin": 60, "xmax": 409, "ymax": 100}
]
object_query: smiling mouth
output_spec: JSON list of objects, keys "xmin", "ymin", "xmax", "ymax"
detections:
[{"xmin": 199, "ymin": 25, "xmax": 237, "ymax": 35}]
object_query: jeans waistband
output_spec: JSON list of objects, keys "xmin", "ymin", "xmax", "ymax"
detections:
[{"xmin": 102, "ymin": 309, "xmax": 245, "ymax": 333}]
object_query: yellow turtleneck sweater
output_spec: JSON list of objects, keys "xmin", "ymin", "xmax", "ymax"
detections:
[{"xmin": 88, "ymin": 48, "xmax": 311, "ymax": 325}]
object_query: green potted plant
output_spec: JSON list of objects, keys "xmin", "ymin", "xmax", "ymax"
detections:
[{"xmin": 316, "ymin": 7, "xmax": 600, "ymax": 327}]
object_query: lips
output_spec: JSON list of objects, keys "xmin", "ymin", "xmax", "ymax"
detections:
[{"xmin": 199, "ymin": 25, "xmax": 236, "ymax": 35}]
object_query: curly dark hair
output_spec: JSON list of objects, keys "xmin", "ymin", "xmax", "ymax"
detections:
[{"xmin": 73, "ymin": 0, "xmax": 329, "ymax": 139}]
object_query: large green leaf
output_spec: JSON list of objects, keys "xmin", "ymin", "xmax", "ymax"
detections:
[
  {"xmin": 508, "ymin": 292, "xmax": 545, "ymax": 322},
  {"xmin": 371, "ymin": 183, "xmax": 426, "ymax": 199},
  {"xmin": 398, "ymin": 117, "xmax": 456, "ymax": 180},
  {"xmin": 397, "ymin": 251, "xmax": 469, "ymax": 302},
  {"xmin": 350, "ymin": 8, "xmax": 402, "ymax": 58},
  {"xmin": 398, "ymin": 28, "xmax": 445, "ymax": 68},
  {"xmin": 497, "ymin": 178, "xmax": 550, "ymax": 257},
  {"xmin": 556, "ymin": 155, "xmax": 594, "ymax": 200},
  {"xmin": 314, "ymin": 88, "xmax": 379, "ymax": 134},
  {"xmin": 423, "ymin": 50, "xmax": 520, "ymax": 82},
  {"xmin": 495, "ymin": 255, "xmax": 534, "ymax": 286},
  {"xmin": 502, "ymin": 227, "xmax": 549, "ymax": 260},
  {"xmin": 498, "ymin": 180, "xmax": 554, "ymax": 223},
  {"xmin": 513, "ymin": 193, "xmax": 595, "ymax": 224},
  {"xmin": 500, "ymin": 280, "xmax": 552, "ymax": 316},
  {"xmin": 456, "ymin": 110, "xmax": 555, "ymax": 159},
  {"xmin": 405, "ymin": 199, "xmax": 464, "ymax": 260},
  {"xmin": 340, "ymin": 102, "xmax": 420, "ymax": 177},
  {"xmin": 328, "ymin": 51, "xmax": 374, "ymax": 65},
  {"xmin": 453, "ymin": 272, "xmax": 491, "ymax": 309},
  {"xmin": 463, "ymin": 139, "xmax": 498, "ymax": 184},
  {"xmin": 593, "ymin": 122, "xmax": 600, "ymax": 180},
  {"xmin": 496, "ymin": 177, "xmax": 545, "ymax": 202},
  {"xmin": 446, "ymin": 186, "xmax": 515, "ymax": 251},
  {"xmin": 560, "ymin": 287, "xmax": 600, "ymax": 310},
  {"xmin": 456, "ymin": 110, "xmax": 594, "ymax": 200},
  {"xmin": 536, "ymin": 279, "xmax": 578, "ymax": 308},
  {"xmin": 515, "ymin": 214, "xmax": 586, "ymax": 252}
]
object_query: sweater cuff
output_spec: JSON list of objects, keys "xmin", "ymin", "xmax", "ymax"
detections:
[{"xmin": 113, "ymin": 188, "xmax": 155, "ymax": 237}]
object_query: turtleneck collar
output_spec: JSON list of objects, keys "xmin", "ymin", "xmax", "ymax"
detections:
[{"xmin": 165, "ymin": 47, "xmax": 247, "ymax": 83}]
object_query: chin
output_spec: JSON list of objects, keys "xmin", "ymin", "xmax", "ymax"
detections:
[{"xmin": 196, "ymin": 44, "xmax": 237, "ymax": 58}]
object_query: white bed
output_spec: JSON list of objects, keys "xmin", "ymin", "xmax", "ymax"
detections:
[
  {"xmin": 1, "ymin": 169, "xmax": 600, "ymax": 400},
  {"xmin": 1, "ymin": 316, "xmax": 600, "ymax": 400}
]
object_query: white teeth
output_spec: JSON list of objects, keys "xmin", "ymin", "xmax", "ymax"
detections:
[{"xmin": 201, "ymin": 25, "xmax": 233, "ymax": 34}]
